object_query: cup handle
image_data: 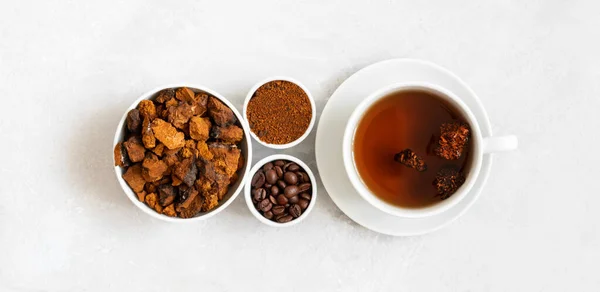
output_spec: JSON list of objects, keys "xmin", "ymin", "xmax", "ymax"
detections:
[{"xmin": 482, "ymin": 135, "xmax": 518, "ymax": 154}]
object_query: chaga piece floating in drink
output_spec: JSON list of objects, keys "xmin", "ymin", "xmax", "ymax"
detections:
[
  {"xmin": 435, "ymin": 121, "xmax": 471, "ymax": 160},
  {"xmin": 393, "ymin": 149, "xmax": 427, "ymax": 172},
  {"xmin": 433, "ymin": 167, "xmax": 466, "ymax": 200}
]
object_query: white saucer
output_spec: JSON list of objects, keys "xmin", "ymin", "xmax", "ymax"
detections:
[{"xmin": 315, "ymin": 59, "xmax": 493, "ymax": 236}]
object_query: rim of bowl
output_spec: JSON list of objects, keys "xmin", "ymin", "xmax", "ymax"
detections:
[
  {"xmin": 113, "ymin": 83, "xmax": 253, "ymax": 223},
  {"xmin": 244, "ymin": 154, "xmax": 318, "ymax": 227},
  {"xmin": 243, "ymin": 76, "xmax": 316, "ymax": 149},
  {"xmin": 342, "ymin": 81, "xmax": 483, "ymax": 218}
]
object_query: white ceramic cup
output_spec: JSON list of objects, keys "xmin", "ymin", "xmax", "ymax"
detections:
[
  {"xmin": 113, "ymin": 84, "xmax": 253, "ymax": 222},
  {"xmin": 243, "ymin": 76, "xmax": 316, "ymax": 149},
  {"xmin": 342, "ymin": 82, "xmax": 517, "ymax": 218},
  {"xmin": 244, "ymin": 154, "xmax": 317, "ymax": 227}
]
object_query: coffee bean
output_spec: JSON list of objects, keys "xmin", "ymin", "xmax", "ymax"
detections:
[
  {"xmin": 274, "ymin": 166, "xmax": 283, "ymax": 178},
  {"xmin": 264, "ymin": 211, "xmax": 273, "ymax": 219},
  {"xmin": 272, "ymin": 205, "xmax": 285, "ymax": 215},
  {"xmin": 283, "ymin": 162, "xmax": 296, "ymax": 171},
  {"xmin": 289, "ymin": 204, "xmax": 302, "ymax": 218},
  {"xmin": 264, "ymin": 183, "xmax": 272, "ymax": 188},
  {"xmin": 300, "ymin": 192, "xmax": 311, "ymax": 201},
  {"xmin": 300, "ymin": 172, "xmax": 309, "ymax": 183},
  {"xmin": 298, "ymin": 198, "xmax": 309, "ymax": 210},
  {"xmin": 277, "ymin": 180, "xmax": 287, "ymax": 189},
  {"xmin": 301, "ymin": 172, "xmax": 310, "ymax": 182},
  {"xmin": 294, "ymin": 171, "xmax": 304, "ymax": 183},
  {"xmin": 270, "ymin": 185, "xmax": 280, "ymax": 196},
  {"xmin": 284, "ymin": 185, "xmax": 299, "ymax": 198},
  {"xmin": 276, "ymin": 194, "xmax": 288, "ymax": 205},
  {"xmin": 253, "ymin": 188, "xmax": 267, "ymax": 201},
  {"xmin": 260, "ymin": 189, "xmax": 268, "ymax": 200},
  {"xmin": 295, "ymin": 171, "xmax": 304, "ymax": 183},
  {"xmin": 273, "ymin": 212, "xmax": 293, "ymax": 222},
  {"xmin": 298, "ymin": 183, "xmax": 311, "ymax": 192},
  {"xmin": 258, "ymin": 199, "xmax": 272, "ymax": 212},
  {"xmin": 274, "ymin": 160, "xmax": 285, "ymax": 167},
  {"xmin": 288, "ymin": 164, "xmax": 300, "ymax": 172},
  {"xmin": 265, "ymin": 169, "xmax": 277, "ymax": 184},
  {"xmin": 269, "ymin": 195, "xmax": 277, "ymax": 205},
  {"xmin": 288, "ymin": 195, "xmax": 299, "ymax": 204},
  {"xmin": 263, "ymin": 162, "xmax": 274, "ymax": 171},
  {"xmin": 284, "ymin": 172, "xmax": 298, "ymax": 185},
  {"xmin": 251, "ymin": 171, "xmax": 265, "ymax": 188},
  {"xmin": 277, "ymin": 215, "xmax": 293, "ymax": 223}
]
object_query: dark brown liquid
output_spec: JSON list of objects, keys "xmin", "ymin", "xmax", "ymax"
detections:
[{"xmin": 353, "ymin": 89, "xmax": 471, "ymax": 208}]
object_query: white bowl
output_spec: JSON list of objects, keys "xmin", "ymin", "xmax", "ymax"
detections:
[
  {"xmin": 243, "ymin": 76, "xmax": 316, "ymax": 149},
  {"xmin": 244, "ymin": 154, "xmax": 317, "ymax": 227},
  {"xmin": 113, "ymin": 84, "xmax": 253, "ymax": 223}
]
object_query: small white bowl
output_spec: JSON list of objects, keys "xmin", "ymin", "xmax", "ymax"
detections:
[
  {"xmin": 244, "ymin": 154, "xmax": 317, "ymax": 227},
  {"xmin": 113, "ymin": 84, "xmax": 253, "ymax": 223},
  {"xmin": 243, "ymin": 77, "xmax": 316, "ymax": 149}
]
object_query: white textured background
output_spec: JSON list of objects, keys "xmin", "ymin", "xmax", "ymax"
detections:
[{"xmin": 0, "ymin": 1, "xmax": 598, "ymax": 291}]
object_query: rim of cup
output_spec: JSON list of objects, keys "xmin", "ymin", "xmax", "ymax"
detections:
[
  {"xmin": 342, "ymin": 82, "xmax": 484, "ymax": 218},
  {"xmin": 244, "ymin": 154, "xmax": 318, "ymax": 227},
  {"xmin": 243, "ymin": 76, "xmax": 316, "ymax": 149},
  {"xmin": 113, "ymin": 84, "xmax": 253, "ymax": 223}
]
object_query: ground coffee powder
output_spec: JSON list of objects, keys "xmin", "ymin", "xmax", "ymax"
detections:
[{"xmin": 246, "ymin": 80, "xmax": 312, "ymax": 144}]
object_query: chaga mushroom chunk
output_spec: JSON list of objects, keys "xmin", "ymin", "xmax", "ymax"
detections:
[
  {"xmin": 141, "ymin": 117, "xmax": 156, "ymax": 149},
  {"xmin": 152, "ymin": 143, "xmax": 165, "ymax": 157},
  {"xmin": 162, "ymin": 204, "xmax": 177, "ymax": 217},
  {"xmin": 213, "ymin": 171, "xmax": 232, "ymax": 201},
  {"xmin": 435, "ymin": 121, "xmax": 470, "ymax": 160},
  {"xmin": 145, "ymin": 192, "xmax": 158, "ymax": 209},
  {"xmin": 208, "ymin": 96, "xmax": 236, "ymax": 126},
  {"xmin": 167, "ymin": 102, "xmax": 194, "ymax": 129},
  {"xmin": 162, "ymin": 147, "xmax": 181, "ymax": 168},
  {"xmin": 202, "ymin": 193, "xmax": 220, "ymax": 212},
  {"xmin": 123, "ymin": 136, "xmax": 146, "ymax": 163},
  {"xmin": 122, "ymin": 164, "xmax": 145, "ymax": 193},
  {"xmin": 394, "ymin": 149, "xmax": 427, "ymax": 172},
  {"xmin": 173, "ymin": 158, "xmax": 198, "ymax": 187},
  {"xmin": 189, "ymin": 116, "xmax": 211, "ymax": 141},
  {"xmin": 175, "ymin": 87, "xmax": 195, "ymax": 103},
  {"xmin": 151, "ymin": 119, "xmax": 185, "ymax": 150},
  {"xmin": 196, "ymin": 159, "xmax": 231, "ymax": 205},
  {"xmin": 433, "ymin": 167, "xmax": 466, "ymax": 200},
  {"xmin": 138, "ymin": 100, "xmax": 157, "ymax": 121},
  {"xmin": 113, "ymin": 142, "xmax": 130, "ymax": 167},
  {"xmin": 191, "ymin": 92, "xmax": 208, "ymax": 116},
  {"xmin": 208, "ymin": 142, "xmax": 241, "ymax": 178},
  {"xmin": 155, "ymin": 88, "xmax": 175, "ymax": 104},
  {"xmin": 176, "ymin": 187, "xmax": 203, "ymax": 218},
  {"xmin": 126, "ymin": 109, "xmax": 142, "ymax": 133},
  {"xmin": 136, "ymin": 190, "xmax": 146, "ymax": 202},
  {"xmin": 196, "ymin": 141, "xmax": 214, "ymax": 162},
  {"xmin": 210, "ymin": 125, "xmax": 243, "ymax": 144},
  {"xmin": 158, "ymin": 184, "xmax": 177, "ymax": 207},
  {"xmin": 141, "ymin": 153, "xmax": 168, "ymax": 182}
]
